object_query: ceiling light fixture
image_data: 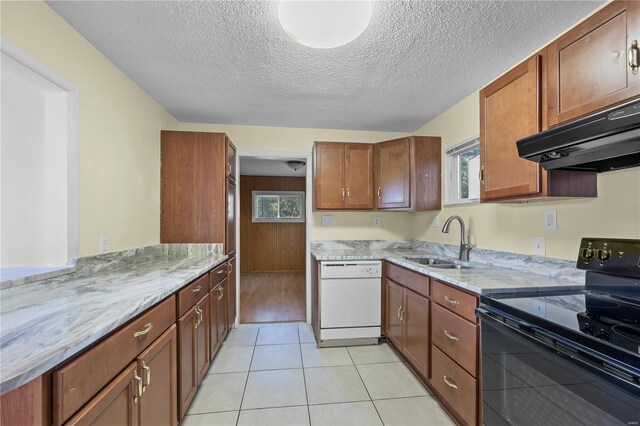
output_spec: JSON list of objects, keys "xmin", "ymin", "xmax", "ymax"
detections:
[
  {"xmin": 278, "ymin": 1, "xmax": 372, "ymax": 49},
  {"xmin": 286, "ymin": 160, "xmax": 307, "ymax": 171}
]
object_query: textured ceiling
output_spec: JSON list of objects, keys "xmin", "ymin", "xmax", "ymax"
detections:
[
  {"xmin": 240, "ymin": 158, "xmax": 307, "ymax": 177},
  {"xmin": 47, "ymin": 1, "xmax": 603, "ymax": 132}
]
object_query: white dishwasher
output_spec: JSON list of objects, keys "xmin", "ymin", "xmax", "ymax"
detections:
[{"xmin": 319, "ymin": 261, "xmax": 382, "ymax": 347}]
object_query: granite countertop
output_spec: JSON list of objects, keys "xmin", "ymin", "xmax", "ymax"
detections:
[
  {"xmin": 311, "ymin": 241, "xmax": 584, "ymax": 296},
  {"xmin": 0, "ymin": 245, "xmax": 227, "ymax": 394}
]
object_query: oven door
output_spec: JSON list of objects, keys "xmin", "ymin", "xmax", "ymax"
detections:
[{"xmin": 477, "ymin": 307, "xmax": 640, "ymax": 426}]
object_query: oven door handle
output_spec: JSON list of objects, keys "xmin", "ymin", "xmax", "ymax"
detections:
[{"xmin": 476, "ymin": 306, "xmax": 640, "ymax": 387}]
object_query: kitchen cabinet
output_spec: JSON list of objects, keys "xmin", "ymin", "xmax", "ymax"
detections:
[
  {"xmin": 209, "ymin": 264, "xmax": 227, "ymax": 359},
  {"xmin": 431, "ymin": 346, "xmax": 478, "ymax": 426},
  {"xmin": 161, "ymin": 131, "xmax": 237, "ymax": 255},
  {"xmin": 480, "ymin": 54, "xmax": 597, "ymax": 202},
  {"xmin": 313, "ymin": 142, "xmax": 374, "ymax": 210},
  {"xmin": 177, "ymin": 295, "xmax": 209, "ymax": 420},
  {"xmin": 547, "ymin": 0, "xmax": 640, "ymax": 127},
  {"xmin": 227, "ymin": 258, "xmax": 237, "ymax": 331},
  {"xmin": 384, "ymin": 266, "xmax": 430, "ymax": 379},
  {"xmin": 217, "ymin": 278, "xmax": 228, "ymax": 342},
  {"xmin": 66, "ymin": 326, "xmax": 178, "ymax": 426},
  {"xmin": 375, "ymin": 136, "xmax": 441, "ymax": 211},
  {"xmin": 226, "ymin": 136, "xmax": 237, "ymax": 182},
  {"xmin": 227, "ymin": 181, "xmax": 236, "ymax": 256}
]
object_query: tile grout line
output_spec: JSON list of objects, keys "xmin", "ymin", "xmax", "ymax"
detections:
[
  {"xmin": 346, "ymin": 345, "xmax": 386, "ymax": 426},
  {"xmin": 297, "ymin": 326, "xmax": 313, "ymax": 426},
  {"xmin": 235, "ymin": 325, "xmax": 259, "ymax": 425}
]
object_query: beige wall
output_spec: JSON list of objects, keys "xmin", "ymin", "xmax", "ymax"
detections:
[
  {"xmin": 179, "ymin": 122, "xmax": 414, "ymax": 240},
  {"xmin": 1, "ymin": 1, "xmax": 179, "ymax": 257},
  {"xmin": 413, "ymin": 93, "xmax": 640, "ymax": 260}
]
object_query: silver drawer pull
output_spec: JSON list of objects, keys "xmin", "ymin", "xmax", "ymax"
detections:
[
  {"xmin": 217, "ymin": 269, "xmax": 226, "ymax": 274},
  {"xmin": 444, "ymin": 330, "xmax": 459, "ymax": 342},
  {"xmin": 397, "ymin": 306, "xmax": 402, "ymax": 320},
  {"xmin": 133, "ymin": 370, "xmax": 143, "ymax": 402},
  {"xmin": 192, "ymin": 285, "xmax": 202, "ymax": 293},
  {"xmin": 444, "ymin": 296, "xmax": 460, "ymax": 305},
  {"xmin": 443, "ymin": 375, "xmax": 458, "ymax": 390},
  {"xmin": 133, "ymin": 322, "xmax": 153, "ymax": 338}
]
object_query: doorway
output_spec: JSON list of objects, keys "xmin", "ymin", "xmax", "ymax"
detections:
[{"xmin": 237, "ymin": 152, "xmax": 311, "ymax": 324}]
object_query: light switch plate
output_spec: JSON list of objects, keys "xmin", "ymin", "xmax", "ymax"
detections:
[
  {"xmin": 544, "ymin": 210, "xmax": 557, "ymax": 231},
  {"xmin": 373, "ymin": 216, "xmax": 381, "ymax": 227},
  {"xmin": 321, "ymin": 215, "xmax": 333, "ymax": 226},
  {"xmin": 533, "ymin": 236, "xmax": 546, "ymax": 256},
  {"xmin": 433, "ymin": 214, "xmax": 440, "ymax": 228},
  {"xmin": 99, "ymin": 235, "xmax": 109, "ymax": 253}
]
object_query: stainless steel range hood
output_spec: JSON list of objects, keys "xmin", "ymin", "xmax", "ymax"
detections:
[{"xmin": 517, "ymin": 98, "xmax": 640, "ymax": 172}]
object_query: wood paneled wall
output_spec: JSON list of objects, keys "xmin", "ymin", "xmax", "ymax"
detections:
[{"xmin": 240, "ymin": 176, "xmax": 306, "ymax": 272}]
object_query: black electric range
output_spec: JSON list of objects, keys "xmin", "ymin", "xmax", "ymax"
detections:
[{"xmin": 477, "ymin": 238, "xmax": 640, "ymax": 426}]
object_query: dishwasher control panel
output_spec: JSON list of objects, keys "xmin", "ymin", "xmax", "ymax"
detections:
[{"xmin": 320, "ymin": 261, "xmax": 382, "ymax": 279}]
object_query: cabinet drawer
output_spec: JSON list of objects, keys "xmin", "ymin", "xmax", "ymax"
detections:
[
  {"xmin": 210, "ymin": 263, "xmax": 227, "ymax": 288},
  {"xmin": 385, "ymin": 262, "xmax": 429, "ymax": 298},
  {"xmin": 431, "ymin": 346, "xmax": 478, "ymax": 426},
  {"xmin": 54, "ymin": 296, "xmax": 176, "ymax": 424},
  {"xmin": 431, "ymin": 280, "xmax": 477, "ymax": 323},
  {"xmin": 178, "ymin": 274, "xmax": 209, "ymax": 317},
  {"xmin": 431, "ymin": 303, "xmax": 478, "ymax": 377}
]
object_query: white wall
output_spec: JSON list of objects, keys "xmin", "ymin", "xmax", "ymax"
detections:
[{"xmin": 1, "ymin": 53, "xmax": 68, "ymax": 267}]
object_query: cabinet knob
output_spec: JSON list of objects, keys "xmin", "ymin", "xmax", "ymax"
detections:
[
  {"xmin": 142, "ymin": 361, "xmax": 151, "ymax": 392},
  {"xmin": 443, "ymin": 375, "xmax": 458, "ymax": 390},
  {"xmin": 133, "ymin": 371, "xmax": 143, "ymax": 402},
  {"xmin": 444, "ymin": 330, "xmax": 459, "ymax": 342},
  {"xmin": 133, "ymin": 322, "xmax": 153, "ymax": 338},
  {"xmin": 629, "ymin": 40, "xmax": 639, "ymax": 75},
  {"xmin": 444, "ymin": 296, "xmax": 460, "ymax": 305}
]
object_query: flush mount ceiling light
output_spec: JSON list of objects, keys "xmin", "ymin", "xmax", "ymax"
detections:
[
  {"xmin": 286, "ymin": 160, "xmax": 307, "ymax": 171},
  {"xmin": 278, "ymin": 1, "xmax": 372, "ymax": 49}
]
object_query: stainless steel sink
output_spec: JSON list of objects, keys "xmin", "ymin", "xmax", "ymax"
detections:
[{"xmin": 403, "ymin": 257, "xmax": 471, "ymax": 269}]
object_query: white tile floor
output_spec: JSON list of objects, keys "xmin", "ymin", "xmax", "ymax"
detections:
[{"xmin": 183, "ymin": 323, "xmax": 456, "ymax": 426}]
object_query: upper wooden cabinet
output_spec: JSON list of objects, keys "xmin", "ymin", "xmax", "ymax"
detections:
[
  {"xmin": 480, "ymin": 54, "xmax": 597, "ymax": 202},
  {"xmin": 547, "ymin": 0, "xmax": 640, "ymax": 126},
  {"xmin": 313, "ymin": 137, "xmax": 441, "ymax": 211},
  {"xmin": 313, "ymin": 142, "xmax": 374, "ymax": 210},
  {"xmin": 375, "ymin": 136, "xmax": 441, "ymax": 211},
  {"xmin": 480, "ymin": 55, "xmax": 542, "ymax": 201},
  {"xmin": 161, "ymin": 131, "xmax": 237, "ymax": 255}
]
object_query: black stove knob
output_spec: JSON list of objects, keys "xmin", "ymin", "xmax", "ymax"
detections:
[
  {"xmin": 597, "ymin": 249, "xmax": 611, "ymax": 261},
  {"xmin": 581, "ymin": 323, "xmax": 593, "ymax": 334},
  {"xmin": 596, "ymin": 331, "xmax": 610, "ymax": 341},
  {"xmin": 581, "ymin": 248, "xmax": 594, "ymax": 260}
]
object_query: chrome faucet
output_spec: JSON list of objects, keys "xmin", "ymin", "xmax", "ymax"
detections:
[{"xmin": 442, "ymin": 215, "xmax": 472, "ymax": 261}]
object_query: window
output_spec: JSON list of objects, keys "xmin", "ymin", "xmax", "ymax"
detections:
[
  {"xmin": 445, "ymin": 137, "xmax": 480, "ymax": 205},
  {"xmin": 252, "ymin": 191, "xmax": 305, "ymax": 222}
]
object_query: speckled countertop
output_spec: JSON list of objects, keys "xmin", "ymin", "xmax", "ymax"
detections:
[
  {"xmin": 0, "ymin": 244, "xmax": 226, "ymax": 394},
  {"xmin": 311, "ymin": 240, "xmax": 585, "ymax": 296}
]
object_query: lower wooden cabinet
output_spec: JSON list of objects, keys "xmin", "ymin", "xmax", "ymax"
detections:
[
  {"xmin": 177, "ymin": 295, "xmax": 210, "ymax": 420},
  {"xmin": 431, "ymin": 346, "xmax": 478, "ymax": 426},
  {"xmin": 66, "ymin": 326, "xmax": 178, "ymax": 426},
  {"xmin": 227, "ymin": 258, "xmax": 237, "ymax": 331},
  {"xmin": 384, "ymin": 277, "xmax": 430, "ymax": 378},
  {"xmin": 217, "ymin": 278, "xmax": 228, "ymax": 343}
]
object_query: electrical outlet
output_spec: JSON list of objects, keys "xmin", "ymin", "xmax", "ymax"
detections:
[
  {"xmin": 433, "ymin": 214, "xmax": 440, "ymax": 228},
  {"xmin": 533, "ymin": 236, "xmax": 546, "ymax": 256},
  {"xmin": 544, "ymin": 210, "xmax": 557, "ymax": 231},
  {"xmin": 373, "ymin": 216, "xmax": 381, "ymax": 227},
  {"xmin": 99, "ymin": 235, "xmax": 109, "ymax": 253},
  {"xmin": 321, "ymin": 215, "xmax": 333, "ymax": 226},
  {"xmin": 532, "ymin": 300, "xmax": 547, "ymax": 317}
]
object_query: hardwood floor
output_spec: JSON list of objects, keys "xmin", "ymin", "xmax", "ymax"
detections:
[{"xmin": 240, "ymin": 271, "xmax": 305, "ymax": 323}]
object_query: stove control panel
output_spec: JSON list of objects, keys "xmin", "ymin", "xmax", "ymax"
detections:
[{"xmin": 578, "ymin": 238, "xmax": 640, "ymax": 276}]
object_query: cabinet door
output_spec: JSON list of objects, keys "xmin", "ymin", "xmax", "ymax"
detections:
[
  {"xmin": 344, "ymin": 144, "xmax": 374, "ymax": 209},
  {"xmin": 226, "ymin": 180, "xmax": 236, "ymax": 256},
  {"xmin": 65, "ymin": 363, "xmax": 139, "ymax": 426},
  {"xmin": 376, "ymin": 138, "xmax": 411, "ymax": 209},
  {"xmin": 138, "ymin": 325, "xmax": 177, "ymax": 426},
  {"xmin": 227, "ymin": 258, "xmax": 237, "ymax": 331},
  {"xmin": 217, "ymin": 279, "xmax": 228, "ymax": 343},
  {"xmin": 227, "ymin": 137, "xmax": 237, "ymax": 182},
  {"xmin": 403, "ymin": 289, "xmax": 430, "ymax": 379},
  {"xmin": 160, "ymin": 131, "xmax": 226, "ymax": 243},
  {"xmin": 480, "ymin": 55, "xmax": 541, "ymax": 201},
  {"xmin": 177, "ymin": 306, "xmax": 197, "ymax": 420},
  {"xmin": 385, "ymin": 279, "xmax": 404, "ymax": 349},
  {"xmin": 314, "ymin": 143, "xmax": 345, "ymax": 209},
  {"xmin": 547, "ymin": 1, "xmax": 640, "ymax": 126},
  {"xmin": 195, "ymin": 296, "xmax": 210, "ymax": 386},
  {"xmin": 209, "ymin": 288, "xmax": 220, "ymax": 361}
]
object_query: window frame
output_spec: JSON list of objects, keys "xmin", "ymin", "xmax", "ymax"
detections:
[
  {"xmin": 444, "ymin": 136, "xmax": 481, "ymax": 206},
  {"xmin": 252, "ymin": 191, "xmax": 306, "ymax": 223}
]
